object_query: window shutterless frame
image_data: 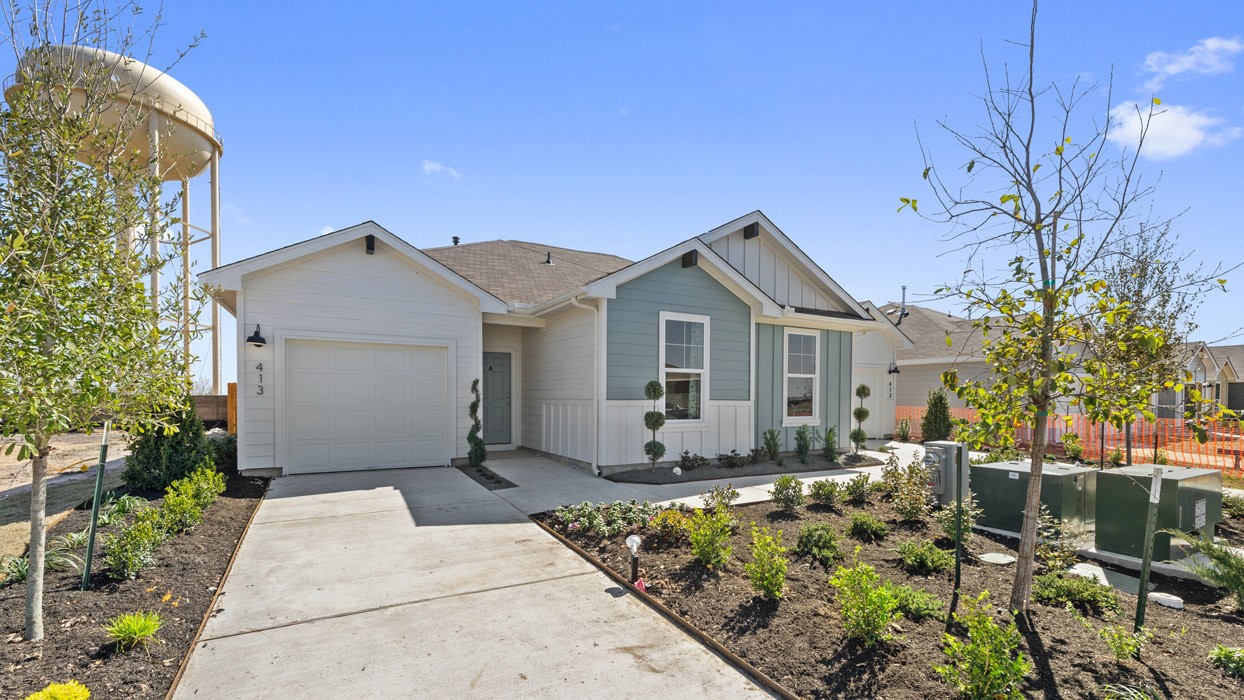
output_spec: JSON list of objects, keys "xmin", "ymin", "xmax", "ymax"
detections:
[
  {"xmin": 782, "ymin": 328, "xmax": 820, "ymax": 426},
  {"xmin": 658, "ymin": 311, "xmax": 710, "ymax": 422}
]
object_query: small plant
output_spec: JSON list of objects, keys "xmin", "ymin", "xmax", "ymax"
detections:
[
  {"xmin": 808, "ymin": 479, "xmax": 843, "ymax": 508},
  {"xmin": 102, "ymin": 513, "xmax": 164, "ymax": 579},
  {"xmin": 2, "ymin": 554, "xmax": 30, "ymax": 585},
  {"xmin": 893, "ymin": 458, "xmax": 933, "ymax": 521},
  {"xmin": 879, "ymin": 453, "xmax": 902, "ymax": 494},
  {"xmin": 1224, "ymin": 494, "xmax": 1244, "ymax": 519},
  {"xmin": 642, "ymin": 380, "xmax": 667, "ymax": 469},
  {"xmin": 820, "ymin": 427, "xmax": 837, "ymax": 462},
  {"xmin": 715, "ymin": 450, "xmax": 748, "ymax": 468},
  {"xmin": 762, "ymin": 428, "xmax": 782, "ymax": 460},
  {"xmin": 1175, "ymin": 529, "xmax": 1244, "ymax": 610},
  {"xmin": 794, "ymin": 523, "xmax": 842, "ymax": 568},
  {"xmin": 897, "ymin": 539, "xmax": 954, "ymax": 575},
  {"xmin": 745, "ymin": 524, "xmax": 788, "ymax": 599},
  {"xmin": 1061, "ymin": 432, "xmax": 1084, "ymax": 461},
  {"xmin": 883, "ymin": 581, "xmax": 944, "ymax": 621},
  {"xmin": 1036, "ymin": 506, "xmax": 1083, "ymax": 572},
  {"xmin": 793, "ymin": 424, "xmax": 813, "ymax": 464},
  {"xmin": 848, "ymin": 512, "xmax": 889, "ymax": 542},
  {"xmin": 688, "ymin": 506, "xmax": 733, "ymax": 568},
  {"xmin": 650, "ymin": 508, "xmax": 691, "ymax": 540},
  {"xmin": 1107, "ymin": 446, "xmax": 1123, "ymax": 466},
  {"xmin": 1152, "ymin": 448, "xmax": 1170, "ymax": 465},
  {"xmin": 921, "ymin": 389, "xmax": 954, "ymax": 442},
  {"xmin": 52, "ymin": 529, "xmax": 90, "ymax": 551},
  {"xmin": 103, "ymin": 610, "xmax": 163, "ymax": 653},
  {"xmin": 1100, "ymin": 684, "xmax": 1159, "ymax": 700},
  {"xmin": 44, "ymin": 547, "xmax": 84, "ymax": 574},
  {"xmin": 468, "ymin": 378, "xmax": 487, "ymax": 466},
  {"xmin": 828, "ymin": 548, "xmax": 900, "ymax": 647},
  {"xmin": 894, "ymin": 418, "xmax": 912, "ymax": 443},
  {"xmin": 936, "ymin": 592, "xmax": 1030, "ymax": 700},
  {"xmin": 677, "ymin": 451, "xmax": 709, "ymax": 470},
  {"xmin": 1097, "ymin": 623, "xmax": 1152, "ymax": 661},
  {"xmin": 934, "ymin": 491, "xmax": 981, "ymax": 543},
  {"xmin": 746, "ymin": 447, "xmax": 768, "ymax": 464},
  {"xmin": 770, "ymin": 474, "xmax": 804, "ymax": 511},
  {"xmin": 1208, "ymin": 644, "xmax": 1244, "ymax": 678},
  {"xmin": 701, "ymin": 483, "xmax": 740, "ymax": 511},
  {"xmin": 1032, "ymin": 572, "xmax": 1119, "ymax": 615},
  {"xmin": 844, "ymin": 473, "xmax": 872, "ymax": 504},
  {"xmin": 23, "ymin": 680, "xmax": 91, "ymax": 700}
]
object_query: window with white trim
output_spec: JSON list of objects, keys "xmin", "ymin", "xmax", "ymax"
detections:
[
  {"xmin": 784, "ymin": 330, "xmax": 819, "ymax": 423},
  {"xmin": 660, "ymin": 313, "xmax": 708, "ymax": 421}
]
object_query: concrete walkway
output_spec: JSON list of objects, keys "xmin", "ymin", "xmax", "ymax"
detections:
[{"xmin": 174, "ymin": 463, "xmax": 777, "ymax": 699}]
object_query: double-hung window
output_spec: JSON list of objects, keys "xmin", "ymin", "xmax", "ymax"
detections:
[
  {"xmin": 660, "ymin": 312, "xmax": 709, "ymax": 421},
  {"xmin": 784, "ymin": 329, "xmax": 819, "ymax": 425}
]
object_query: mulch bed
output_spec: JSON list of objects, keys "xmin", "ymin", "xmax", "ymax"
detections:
[
  {"xmin": 1, "ymin": 475, "xmax": 266, "ymax": 699},
  {"xmin": 457, "ymin": 464, "xmax": 518, "ymax": 490},
  {"xmin": 608, "ymin": 453, "xmax": 883, "ymax": 485},
  {"xmin": 537, "ymin": 498, "xmax": 1244, "ymax": 699}
]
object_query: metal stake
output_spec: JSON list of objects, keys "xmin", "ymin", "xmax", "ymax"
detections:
[{"xmin": 81, "ymin": 422, "xmax": 112, "ymax": 590}]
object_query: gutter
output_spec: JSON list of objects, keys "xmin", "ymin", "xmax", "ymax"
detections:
[{"xmin": 568, "ymin": 294, "xmax": 603, "ymax": 477}]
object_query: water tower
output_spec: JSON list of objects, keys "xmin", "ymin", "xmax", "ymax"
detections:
[{"xmin": 6, "ymin": 46, "xmax": 224, "ymax": 393}]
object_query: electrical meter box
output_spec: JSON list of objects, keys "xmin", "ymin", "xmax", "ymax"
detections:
[
  {"xmin": 971, "ymin": 461, "xmax": 1097, "ymax": 535},
  {"xmin": 924, "ymin": 441, "xmax": 971, "ymax": 507},
  {"xmin": 1094, "ymin": 465, "xmax": 1222, "ymax": 560}
]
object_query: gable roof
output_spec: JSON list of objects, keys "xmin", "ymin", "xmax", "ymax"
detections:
[
  {"xmin": 1207, "ymin": 344, "xmax": 1244, "ymax": 381},
  {"xmin": 880, "ymin": 302, "xmax": 984, "ymax": 363},
  {"xmin": 422, "ymin": 240, "xmax": 632, "ymax": 306}
]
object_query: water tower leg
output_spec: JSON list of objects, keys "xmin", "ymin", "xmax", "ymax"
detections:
[
  {"xmin": 148, "ymin": 112, "xmax": 161, "ymax": 316},
  {"xmin": 210, "ymin": 150, "xmax": 221, "ymax": 395}
]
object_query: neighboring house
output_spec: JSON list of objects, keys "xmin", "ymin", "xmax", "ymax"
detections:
[
  {"xmin": 200, "ymin": 211, "xmax": 901, "ymax": 476},
  {"xmin": 879, "ymin": 303, "xmax": 989, "ymax": 411},
  {"xmin": 1155, "ymin": 342, "xmax": 1242, "ymax": 418}
]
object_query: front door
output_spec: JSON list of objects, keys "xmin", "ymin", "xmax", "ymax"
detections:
[{"xmin": 482, "ymin": 352, "xmax": 512, "ymax": 445}]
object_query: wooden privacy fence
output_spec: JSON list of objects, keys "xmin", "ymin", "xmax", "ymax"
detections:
[{"xmin": 895, "ymin": 405, "xmax": 1244, "ymax": 477}]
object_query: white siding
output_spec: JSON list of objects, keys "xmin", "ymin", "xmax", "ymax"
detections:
[
  {"xmin": 602, "ymin": 401, "xmax": 753, "ymax": 467},
  {"xmin": 238, "ymin": 239, "xmax": 481, "ymax": 471},
  {"xmin": 896, "ymin": 362, "xmax": 990, "ymax": 409},
  {"xmin": 709, "ymin": 229, "xmax": 845, "ymax": 312},
  {"xmin": 853, "ymin": 329, "xmax": 899, "ymax": 437},
  {"xmin": 520, "ymin": 305, "xmax": 595, "ymax": 462}
]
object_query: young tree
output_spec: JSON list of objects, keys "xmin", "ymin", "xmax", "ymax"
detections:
[
  {"xmin": 903, "ymin": 1, "xmax": 1226, "ymax": 613},
  {"xmin": 0, "ymin": 2, "xmax": 201, "ymax": 641}
]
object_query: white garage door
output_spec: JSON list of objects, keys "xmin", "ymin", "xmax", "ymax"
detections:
[{"xmin": 284, "ymin": 339, "xmax": 449, "ymax": 473}]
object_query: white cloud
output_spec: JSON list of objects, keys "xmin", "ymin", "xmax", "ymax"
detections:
[
  {"xmin": 1143, "ymin": 36, "xmax": 1243, "ymax": 92},
  {"xmin": 1109, "ymin": 101, "xmax": 1241, "ymax": 159},
  {"xmin": 421, "ymin": 159, "xmax": 461, "ymax": 181}
]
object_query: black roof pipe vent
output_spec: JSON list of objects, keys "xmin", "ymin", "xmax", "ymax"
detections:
[
  {"xmin": 452, "ymin": 236, "xmax": 460, "ymax": 246},
  {"xmin": 543, "ymin": 252, "xmax": 554, "ymax": 265}
]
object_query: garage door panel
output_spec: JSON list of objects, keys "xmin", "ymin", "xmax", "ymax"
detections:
[{"xmin": 284, "ymin": 339, "xmax": 449, "ymax": 474}]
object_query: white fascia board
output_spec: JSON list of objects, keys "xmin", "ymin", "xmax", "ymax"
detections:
[
  {"xmin": 759, "ymin": 310, "xmax": 885, "ymax": 334},
  {"xmin": 859, "ymin": 301, "xmax": 915, "ymax": 349},
  {"xmin": 197, "ymin": 221, "xmax": 508, "ymax": 314},
  {"xmin": 898, "ymin": 355, "xmax": 988, "ymax": 367},
  {"xmin": 697, "ymin": 210, "xmax": 871, "ymax": 319},
  {"xmin": 581, "ymin": 238, "xmax": 782, "ymax": 316}
]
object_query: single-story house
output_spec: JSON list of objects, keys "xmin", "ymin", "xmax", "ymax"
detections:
[
  {"xmin": 879, "ymin": 302, "xmax": 989, "ymax": 411},
  {"xmin": 851, "ymin": 301, "xmax": 912, "ymax": 438},
  {"xmin": 1155, "ymin": 342, "xmax": 1242, "ymax": 418},
  {"xmin": 200, "ymin": 211, "xmax": 908, "ymax": 476}
]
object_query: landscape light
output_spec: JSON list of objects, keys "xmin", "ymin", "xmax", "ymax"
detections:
[{"xmin": 626, "ymin": 534, "xmax": 642, "ymax": 583}]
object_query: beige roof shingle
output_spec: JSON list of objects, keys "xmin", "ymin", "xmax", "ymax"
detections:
[
  {"xmin": 423, "ymin": 240, "xmax": 632, "ymax": 306},
  {"xmin": 879, "ymin": 303, "xmax": 984, "ymax": 362}
]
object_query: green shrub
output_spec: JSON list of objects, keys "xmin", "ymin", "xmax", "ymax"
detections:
[
  {"xmin": 1097, "ymin": 623, "xmax": 1152, "ymax": 661},
  {"xmin": 794, "ymin": 425, "xmax": 813, "ymax": 464},
  {"xmin": 844, "ymin": 473, "xmax": 872, "ymax": 504},
  {"xmin": 123, "ymin": 401, "xmax": 215, "ymax": 491},
  {"xmin": 828, "ymin": 549, "xmax": 900, "ymax": 647},
  {"xmin": 893, "ymin": 460, "xmax": 933, "ymax": 521},
  {"xmin": 745, "ymin": 524, "xmax": 788, "ymax": 599},
  {"xmin": 934, "ymin": 491, "xmax": 981, "ymax": 543},
  {"xmin": 762, "ymin": 428, "xmax": 782, "ymax": 461},
  {"xmin": 849, "ymin": 427, "xmax": 869, "ymax": 452},
  {"xmin": 650, "ymin": 509, "xmax": 691, "ymax": 540},
  {"xmin": 883, "ymin": 581, "xmax": 944, "ymax": 621},
  {"xmin": 935, "ymin": 592, "xmax": 1030, "ymax": 700},
  {"xmin": 747, "ymin": 447, "xmax": 768, "ymax": 464},
  {"xmin": 184, "ymin": 466, "xmax": 227, "ymax": 509},
  {"xmin": 1176, "ymin": 530, "xmax": 1244, "ymax": 610},
  {"xmin": 23, "ymin": 680, "xmax": 91, "ymax": 700},
  {"xmin": 554, "ymin": 500, "xmax": 664, "ymax": 537},
  {"xmin": 823, "ymin": 426, "xmax": 838, "ymax": 461},
  {"xmin": 689, "ymin": 506, "xmax": 733, "ymax": 568},
  {"xmin": 701, "ymin": 483, "xmax": 740, "ymax": 511},
  {"xmin": 52, "ymin": 529, "xmax": 90, "ymax": 551},
  {"xmin": 1032, "ymin": 573, "xmax": 1119, "ymax": 615},
  {"xmin": 716, "ymin": 450, "xmax": 748, "ymax": 468},
  {"xmin": 878, "ymin": 453, "xmax": 902, "ymax": 494},
  {"xmin": 159, "ymin": 488, "xmax": 204, "ymax": 534},
  {"xmin": 1225, "ymin": 494, "xmax": 1244, "ymax": 519},
  {"xmin": 103, "ymin": 610, "xmax": 162, "ymax": 653},
  {"xmin": 208, "ymin": 433, "xmax": 238, "ymax": 471},
  {"xmin": 1152, "ymin": 449, "xmax": 1170, "ymax": 465},
  {"xmin": 1107, "ymin": 447, "xmax": 1123, "ymax": 465},
  {"xmin": 102, "ymin": 514, "xmax": 164, "ymax": 579},
  {"xmin": 1209, "ymin": 645, "xmax": 1244, "ymax": 678},
  {"xmin": 1099, "ymin": 684, "xmax": 1159, "ymax": 700},
  {"xmin": 808, "ymin": 479, "xmax": 843, "ymax": 508},
  {"xmin": 675, "ymin": 451, "xmax": 708, "ymax": 470},
  {"xmin": 795, "ymin": 523, "xmax": 842, "ymax": 569},
  {"xmin": 769, "ymin": 474, "xmax": 804, "ymax": 511},
  {"xmin": 1036, "ymin": 506, "xmax": 1083, "ymax": 572},
  {"xmin": 921, "ymin": 389, "xmax": 954, "ymax": 442},
  {"xmin": 897, "ymin": 539, "xmax": 953, "ymax": 575},
  {"xmin": 1061, "ymin": 432, "xmax": 1084, "ymax": 460},
  {"xmin": 2, "ymin": 554, "xmax": 29, "ymax": 585},
  {"xmin": 848, "ymin": 512, "xmax": 889, "ymax": 542}
]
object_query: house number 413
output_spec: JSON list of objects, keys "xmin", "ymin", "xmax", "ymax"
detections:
[{"xmin": 256, "ymin": 362, "xmax": 264, "ymax": 395}]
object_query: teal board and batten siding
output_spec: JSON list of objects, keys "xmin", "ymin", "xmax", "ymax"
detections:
[
  {"xmin": 755, "ymin": 324, "xmax": 852, "ymax": 452},
  {"xmin": 606, "ymin": 261, "xmax": 751, "ymax": 401}
]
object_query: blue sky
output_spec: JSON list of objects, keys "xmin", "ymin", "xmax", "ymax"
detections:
[{"xmin": 77, "ymin": 2, "xmax": 1244, "ymax": 384}]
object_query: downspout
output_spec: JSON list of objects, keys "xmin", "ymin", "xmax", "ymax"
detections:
[{"xmin": 569, "ymin": 295, "xmax": 602, "ymax": 476}]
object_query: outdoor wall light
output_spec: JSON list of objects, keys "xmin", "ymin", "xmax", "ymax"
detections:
[
  {"xmin": 626, "ymin": 534, "xmax": 642, "ymax": 584},
  {"xmin": 246, "ymin": 324, "xmax": 267, "ymax": 348},
  {"xmin": 888, "ymin": 362, "xmax": 900, "ymax": 375}
]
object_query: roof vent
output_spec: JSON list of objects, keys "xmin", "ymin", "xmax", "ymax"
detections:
[
  {"xmin": 543, "ymin": 252, "xmax": 554, "ymax": 265},
  {"xmin": 452, "ymin": 236, "xmax": 460, "ymax": 246}
]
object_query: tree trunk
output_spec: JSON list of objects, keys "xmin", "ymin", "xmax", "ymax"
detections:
[
  {"xmin": 1011, "ymin": 407, "xmax": 1047, "ymax": 613},
  {"xmin": 25, "ymin": 447, "xmax": 48, "ymax": 641}
]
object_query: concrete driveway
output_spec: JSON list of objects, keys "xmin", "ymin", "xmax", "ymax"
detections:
[{"xmin": 173, "ymin": 462, "xmax": 771, "ymax": 699}]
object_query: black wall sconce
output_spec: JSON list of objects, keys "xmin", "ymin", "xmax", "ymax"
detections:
[
  {"xmin": 246, "ymin": 324, "xmax": 267, "ymax": 348},
  {"xmin": 888, "ymin": 362, "xmax": 900, "ymax": 375}
]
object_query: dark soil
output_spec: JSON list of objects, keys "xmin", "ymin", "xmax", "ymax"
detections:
[
  {"xmin": 457, "ymin": 464, "xmax": 518, "ymax": 490},
  {"xmin": 608, "ymin": 453, "xmax": 883, "ymax": 485},
  {"xmin": 539, "ymin": 499, "xmax": 1244, "ymax": 699},
  {"xmin": 1, "ymin": 475, "xmax": 266, "ymax": 700}
]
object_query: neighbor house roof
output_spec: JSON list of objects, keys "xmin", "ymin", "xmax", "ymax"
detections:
[
  {"xmin": 1208, "ymin": 344, "xmax": 1244, "ymax": 381},
  {"xmin": 879, "ymin": 302, "xmax": 984, "ymax": 363},
  {"xmin": 422, "ymin": 240, "xmax": 632, "ymax": 306}
]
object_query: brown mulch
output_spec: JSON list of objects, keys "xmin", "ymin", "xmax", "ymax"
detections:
[
  {"xmin": 539, "ymin": 500, "xmax": 1244, "ymax": 699},
  {"xmin": 1, "ymin": 475, "xmax": 266, "ymax": 700}
]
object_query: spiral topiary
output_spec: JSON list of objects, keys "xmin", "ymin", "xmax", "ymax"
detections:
[{"xmin": 467, "ymin": 378, "xmax": 487, "ymax": 466}]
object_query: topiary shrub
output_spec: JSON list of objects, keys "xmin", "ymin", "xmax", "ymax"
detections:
[
  {"xmin": 770, "ymin": 474, "xmax": 804, "ymax": 511},
  {"xmin": 921, "ymin": 389, "xmax": 954, "ymax": 442},
  {"xmin": 851, "ymin": 383, "xmax": 871, "ymax": 452},
  {"xmin": 935, "ymin": 591, "xmax": 1030, "ymax": 700},
  {"xmin": 643, "ymin": 380, "xmax": 666, "ymax": 469},
  {"xmin": 794, "ymin": 523, "xmax": 842, "ymax": 568},
  {"xmin": 745, "ymin": 524, "xmax": 788, "ymax": 599},
  {"xmin": 123, "ymin": 401, "xmax": 215, "ymax": 491},
  {"xmin": 467, "ymin": 379, "xmax": 487, "ymax": 466}
]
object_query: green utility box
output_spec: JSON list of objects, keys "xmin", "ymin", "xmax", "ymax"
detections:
[
  {"xmin": 1094, "ymin": 465, "xmax": 1222, "ymax": 560},
  {"xmin": 971, "ymin": 461, "xmax": 1097, "ymax": 534}
]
